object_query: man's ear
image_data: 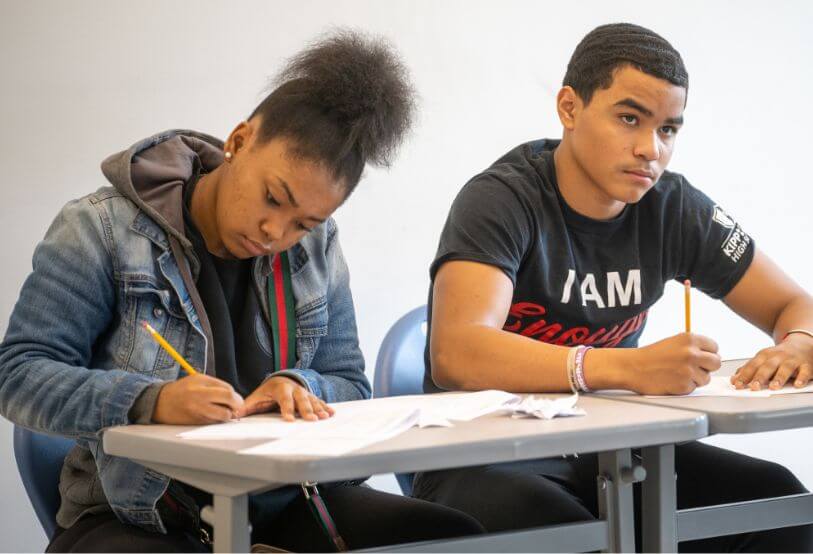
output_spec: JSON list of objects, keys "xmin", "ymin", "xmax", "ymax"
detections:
[{"xmin": 556, "ymin": 86, "xmax": 581, "ymax": 131}]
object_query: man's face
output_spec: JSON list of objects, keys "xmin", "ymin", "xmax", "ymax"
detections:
[
  {"xmin": 567, "ymin": 65, "xmax": 687, "ymax": 205},
  {"xmin": 216, "ymin": 130, "xmax": 347, "ymax": 259}
]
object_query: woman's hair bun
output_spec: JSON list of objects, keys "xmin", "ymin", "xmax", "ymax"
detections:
[{"xmin": 251, "ymin": 29, "xmax": 417, "ymax": 190}]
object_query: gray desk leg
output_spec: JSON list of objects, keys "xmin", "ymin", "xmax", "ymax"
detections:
[
  {"xmin": 597, "ymin": 449, "xmax": 636, "ymax": 553},
  {"xmin": 129, "ymin": 461, "xmax": 272, "ymax": 553},
  {"xmin": 641, "ymin": 445, "xmax": 677, "ymax": 553},
  {"xmin": 213, "ymin": 494, "xmax": 250, "ymax": 553}
]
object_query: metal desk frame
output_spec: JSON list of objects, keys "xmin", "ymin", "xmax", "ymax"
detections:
[{"xmin": 613, "ymin": 392, "xmax": 813, "ymax": 551}]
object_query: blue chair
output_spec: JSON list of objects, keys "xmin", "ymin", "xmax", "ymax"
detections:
[
  {"xmin": 373, "ymin": 305, "xmax": 428, "ymax": 495},
  {"xmin": 13, "ymin": 425, "xmax": 75, "ymax": 540}
]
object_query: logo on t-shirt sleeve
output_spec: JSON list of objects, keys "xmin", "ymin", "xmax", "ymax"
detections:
[
  {"xmin": 712, "ymin": 205, "xmax": 751, "ymax": 263},
  {"xmin": 712, "ymin": 206, "xmax": 735, "ymax": 228}
]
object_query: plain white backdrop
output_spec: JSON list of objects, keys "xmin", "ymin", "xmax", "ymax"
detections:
[{"xmin": 1, "ymin": 1, "xmax": 812, "ymax": 550}]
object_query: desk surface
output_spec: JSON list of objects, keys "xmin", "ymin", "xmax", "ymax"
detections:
[
  {"xmin": 606, "ymin": 393, "xmax": 813, "ymax": 434},
  {"xmin": 104, "ymin": 394, "xmax": 706, "ymax": 485}
]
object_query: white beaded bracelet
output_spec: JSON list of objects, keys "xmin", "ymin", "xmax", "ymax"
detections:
[{"xmin": 574, "ymin": 345, "xmax": 593, "ymax": 392}]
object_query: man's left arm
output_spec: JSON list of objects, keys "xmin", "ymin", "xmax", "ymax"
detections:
[{"xmin": 723, "ymin": 248, "xmax": 813, "ymax": 390}]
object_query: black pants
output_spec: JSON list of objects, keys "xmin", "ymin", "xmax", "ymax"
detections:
[
  {"xmin": 47, "ymin": 484, "xmax": 485, "ymax": 553},
  {"xmin": 412, "ymin": 441, "xmax": 813, "ymax": 552}
]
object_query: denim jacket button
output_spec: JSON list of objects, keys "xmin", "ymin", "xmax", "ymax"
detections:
[{"xmin": 153, "ymin": 307, "xmax": 164, "ymax": 318}]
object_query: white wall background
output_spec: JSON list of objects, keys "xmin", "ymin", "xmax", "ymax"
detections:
[{"xmin": 1, "ymin": 0, "xmax": 811, "ymax": 550}]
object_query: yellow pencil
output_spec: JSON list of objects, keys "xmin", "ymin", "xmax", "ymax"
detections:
[
  {"xmin": 684, "ymin": 279, "xmax": 692, "ymax": 333},
  {"xmin": 141, "ymin": 322, "xmax": 199, "ymax": 376}
]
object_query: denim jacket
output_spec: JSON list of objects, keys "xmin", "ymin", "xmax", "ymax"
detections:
[{"xmin": 0, "ymin": 130, "xmax": 370, "ymax": 533}]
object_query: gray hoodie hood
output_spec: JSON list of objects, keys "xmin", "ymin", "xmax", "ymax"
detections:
[
  {"xmin": 100, "ymin": 129, "xmax": 225, "ymax": 252},
  {"xmin": 100, "ymin": 130, "xmax": 225, "ymax": 375}
]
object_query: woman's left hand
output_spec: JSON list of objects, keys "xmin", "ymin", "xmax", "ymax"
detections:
[
  {"xmin": 731, "ymin": 333, "xmax": 813, "ymax": 390},
  {"xmin": 237, "ymin": 376, "xmax": 335, "ymax": 420}
]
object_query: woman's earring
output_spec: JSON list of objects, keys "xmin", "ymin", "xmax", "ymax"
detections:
[{"xmin": 224, "ymin": 151, "xmax": 233, "ymax": 161}]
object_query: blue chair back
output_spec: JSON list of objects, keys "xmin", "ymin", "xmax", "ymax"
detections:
[
  {"xmin": 13, "ymin": 425, "xmax": 75, "ymax": 540},
  {"xmin": 373, "ymin": 305, "xmax": 428, "ymax": 495}
]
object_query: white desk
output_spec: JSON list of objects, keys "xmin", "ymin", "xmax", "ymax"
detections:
[{"xmin": 104, "ymin": 394, "xmax": 707, "ymax": 552}]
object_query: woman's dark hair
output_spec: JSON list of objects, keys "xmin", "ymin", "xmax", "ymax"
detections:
[
  {"xmin": 249, "ymin": 29, "xmax": 416, "ymax": 193},
  {"xmin": 563, "ymin": 23, "xmax": 688, "ymax": 105}
]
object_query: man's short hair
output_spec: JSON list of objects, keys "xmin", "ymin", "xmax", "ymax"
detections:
[{"xmin": 563, "ymin": 23, "xmax": 688, "ymax": 104}]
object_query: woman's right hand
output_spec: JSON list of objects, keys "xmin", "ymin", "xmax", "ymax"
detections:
[
  {"xmin": 624, "ymin": 333, "xmax": 721, "ymax": 395},
  {"xmin": 152, "ymin": 374, "xmax": 245, "ymax": 424}
]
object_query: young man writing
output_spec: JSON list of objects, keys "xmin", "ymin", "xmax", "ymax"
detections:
[{"xmin": 415, "ymin": 23, "xmax": 813, "ymax": 551}]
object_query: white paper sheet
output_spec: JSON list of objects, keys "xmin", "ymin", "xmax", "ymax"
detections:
[
  {"xmin": 644, "ymin": 372, "xmax": 813, "ymax": 398},
  {"xmin": 760, "ymin": 382, "xmax": 813, "ymax": 395},
  {"xmin": 511, "ymin": 394, "xmax": 587, "ymax": 419},
  {"xmin": 177, "ymin": 420, "xmax": 297, "ymax": 440},
  {"xmin": 238, "ymin": 406, "xmax": 421, "ymax": 457},
  {"xmin": 595, "ymin": 359, "xmax": 813, "ymax": 398},
  {"xmin": 645, "ymin": 376, "xmax": 773, "ymax": 398},
  {"xmin": 409, "ymin": 389, "xmax": 521, "ymax": 427},
  {"xmin": 288, "ymin": 390, "xmax": 523, "ymax": 429},
  {"xmin": 715, "ymin": 358, "xmax": 813, "ymax": 395},
  {"xmin": 685, "ymin": 376, "xmax": 813, "ymax": 397},
  {"xmin": 178, "ymin": 401, "xmax": 420, "ymax": 441},
  {"xmin": 179, "ymin": 390, "xmax": 586, "ymax": 457},
  {"xmin": 405, "ymin": 390, "xmax": 585, "ymax": 425},
  {"xmin": 632, "ymin": 375, "xmax": 813, "ymax": 398}
]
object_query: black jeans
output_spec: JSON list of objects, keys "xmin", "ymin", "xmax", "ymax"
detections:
[
  {"xmin": 47, "ymin": 484, "xmax": 485, "ymax": 552},
  {"xmin": 412, "ymin": 441, "xmax": 813, "ymax": 552}
]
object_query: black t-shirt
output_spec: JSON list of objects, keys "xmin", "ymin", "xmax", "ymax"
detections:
[{"xmin": 424, "ymin": 138, "xmax": 755, "ymax": 393}]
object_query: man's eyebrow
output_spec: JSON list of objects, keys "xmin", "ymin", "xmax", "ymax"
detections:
[
  {"xmin": 614, "ymin": 98, "xmax": 653, "ymax": 117},
  {"xmin": 615, "ymin": 97, "xmax": 684, "ymax": 125}
]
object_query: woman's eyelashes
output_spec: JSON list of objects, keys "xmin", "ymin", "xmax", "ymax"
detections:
[
  {"xmin": 266, "ymin": 194, "xmax": 313, "ymax": 233},
  {"xmin": 265, "ymin": 186, "xmax": 314, "ymax": 233}
]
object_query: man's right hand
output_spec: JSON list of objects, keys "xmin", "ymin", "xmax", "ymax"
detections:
[
  {"xmin": 152, "ymin": 374, "xmax": 245, "ymax": 424},
  {"xmin": 625, "ymin": 333, "xmax": 721, "ymax": 395}
]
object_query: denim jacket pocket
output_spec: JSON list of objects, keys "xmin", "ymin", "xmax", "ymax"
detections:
[
  {"xmin": 295, "ymin": 296, "xmax": 328, "ymax": 368},
  {"xmin": 296, "ymin": 296, "xmax": 328, "ymax": 337},
  {"xmin": 118, "ymin": 280, "xmax": 189, "ymax": 378}
]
